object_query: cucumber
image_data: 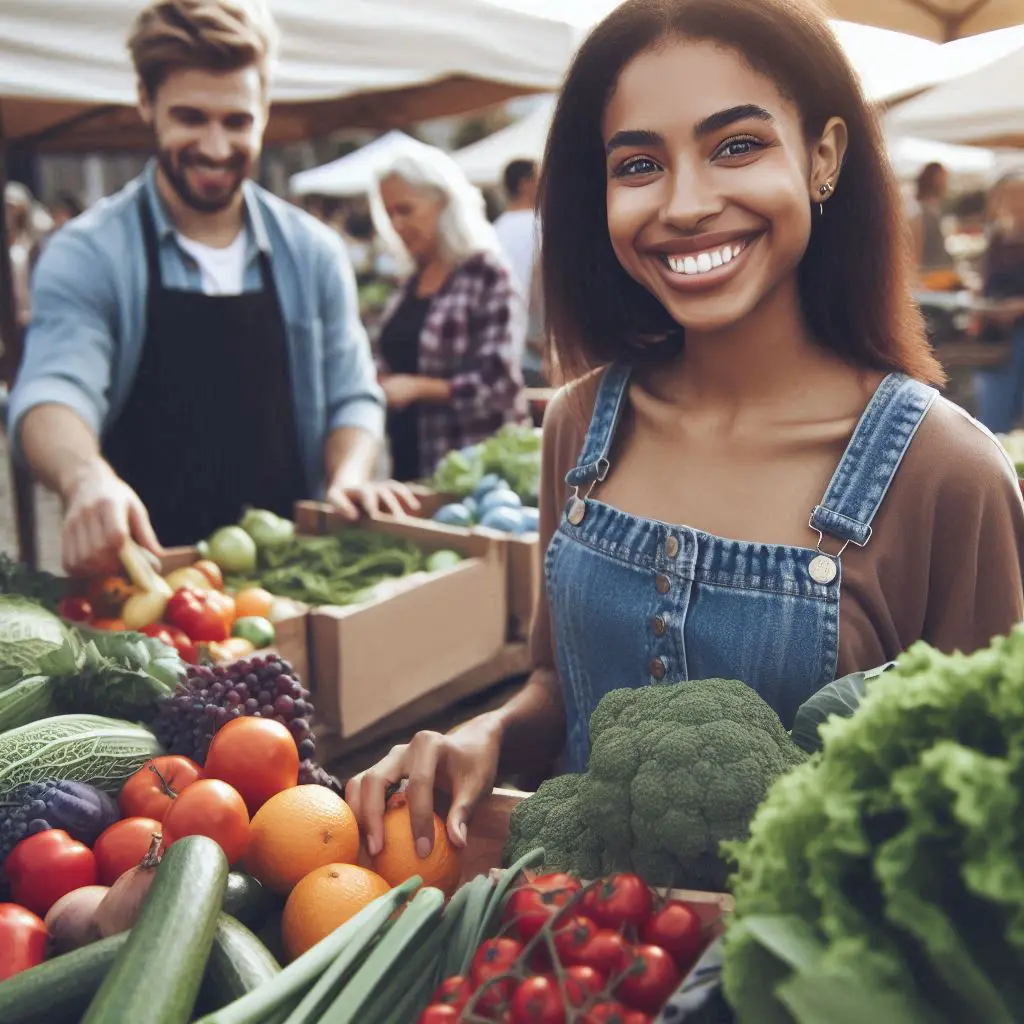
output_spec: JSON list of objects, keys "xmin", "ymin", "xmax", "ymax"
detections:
[
  {"xmin": 317, "ymin": 886, "xmax": 446, "ymax": 1024},
  {"xmin": 196, "ymin": 877, "xmax": 422, "ymax": 1024},
  {"xmin": 223, "ymin": 872, "xmax": 281, "ymax": 930},
  {"xmin": 82, "ymin": 835, "xmax": 229, "ymax": 1024},
  {"xmin": 197, "ymin": 915, "xmax": 281, "ymax": 1015},
  {"xmin": 0, "ymin": 933, "xmax": 129, "ymax": 1024}
]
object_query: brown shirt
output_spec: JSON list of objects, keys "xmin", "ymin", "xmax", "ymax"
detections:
[{"xmin": 530, "ymin": 371, "xmax": 1024, "ymax": 677}]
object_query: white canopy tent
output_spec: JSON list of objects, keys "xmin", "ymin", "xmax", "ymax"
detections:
[
  {"xmin": 886, "ymin": 26, "xmax": 1024, "ymax": 148},
  {"xmin": 0, "ymin": 0, "xmax": 585, "ymax": 150},
  {"xmin": 289, "ymin": 131, "xmax": 434, "ymax": 197}
]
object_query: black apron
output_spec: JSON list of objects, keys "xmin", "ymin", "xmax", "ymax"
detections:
[{"xmin": 105, "ymin": 193, "xmax": 307, "ymax": 547}]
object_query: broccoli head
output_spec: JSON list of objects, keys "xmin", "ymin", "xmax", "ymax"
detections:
[
  {"xmin": 501, "ymin": 771, "xmax": 608, "ymax": 878},
  {"xmin": 579, "ymin": 679, "xmax": 808, "ymax": 890}
]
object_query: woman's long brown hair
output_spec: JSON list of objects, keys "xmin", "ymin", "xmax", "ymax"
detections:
[{"xmin": 538, "ymin": 0, "xmax": 945, "ymax": 388}]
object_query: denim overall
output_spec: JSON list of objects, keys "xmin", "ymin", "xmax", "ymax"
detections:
[{"xmin": 546, "ymin": 365, "xmax": 937, "ymax": 772}]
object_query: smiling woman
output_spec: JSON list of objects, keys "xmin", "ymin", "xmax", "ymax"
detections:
[{"xmin": 343, "ymin": 0, "xmax": 1024, "ymax": 861}]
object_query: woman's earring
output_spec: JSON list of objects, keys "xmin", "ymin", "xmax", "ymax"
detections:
[{"xmin": 818, "ymin": 182, "xmax": 833, "ymax": 216}]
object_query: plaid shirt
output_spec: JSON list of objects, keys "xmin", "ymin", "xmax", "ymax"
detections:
[{"xmin": 377, "ymin": 250, "xmax": 529, "ymax": 476}]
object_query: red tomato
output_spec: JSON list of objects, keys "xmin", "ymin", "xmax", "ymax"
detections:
[
  {"xmin": 503, "ymin": 872, "xmax": 583, "ymax": 942},
  {"xmin": 203, "ymin": 717, "xmax": 299, "ymax": 815},
  {"xmin": 510, "ymin": 975, "xmax": 565, "ymax": 1024},
  {"xmin": 616, "ymin": 945, "xmax": 680, "ymax": 1014},
  {"xmin": 140, "ymin": 624, "xmax": 198, "ymax": 664},
  {"xmin": 119, "ymin": 755, "xmax": 202, "ymax": 821},
  {"xmin": 582, "ymin": 1002, "xmax": 650, "ymax": 1023},
  {"xmin": 58, "ymin": 595, "xmax": 93, "ymax": 622},
  {"xmin": 162, "ymin": 779, "xmax": 250, "ymax": 865},
  {"xmin": 194, "ymin": 559, "xmax": 224, "ymax": 590},
  {"xmin": 564, "ymin": 965, "xmax": 606, "ymax": 1003},
  {"xmin": 554, "ymin": 915, "xmax": 599, "ymax": 966},
  {"xmin": 430, "ymin": 976, "xmax": 472, "ymax": 1010},
  {"xmin": 575, "ymin": 930, "xmax": 634, "ymax": 979},
  {"xmin": 581, "ymin": 874, "xmax": 653, "ymax": 933},
  {"xmin": 640, "ymin": 901, "xmax": 702, "ymax": 972},
  {"xmin": 0, "ymin": 903, "xmax": 48, "ymax": 981},
  {"xmin": 93, "ymin": 818, "xmax": 164, "ymax": 886},
  {"xmin": 471, "ymin": 936, "xmax": 522, "ymax": 1013},
  {"xmin": 3, "ymin": 830, "xmax": 98, "ymax": 916},
  {"xmin": 165, "ymin": 588, "xmax": 230, "ymax": 642},
  {"xmin": 417, "ymin": 1007, "xmax": 460, "ymax": 1024}
]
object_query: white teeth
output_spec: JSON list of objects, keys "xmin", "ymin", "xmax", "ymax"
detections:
[{"xmin": 664, "ymin": 239, "xmax": 747, "ymax": 276}]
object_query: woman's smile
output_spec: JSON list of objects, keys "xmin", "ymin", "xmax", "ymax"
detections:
[{"xmin": 648, "ymin": 231, "xmax": 764, "ymax": 293}]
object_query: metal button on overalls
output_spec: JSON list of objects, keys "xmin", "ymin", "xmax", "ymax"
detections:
[
  {"xmin": 650, "ymin": 658, "xmax": 667, "ymax": 679},
  {"xmin": 665, "ymin": 535, "xmax": 680, "ymax": 558},
  {"xmin": 655, "ymin": 574, "xmax": 670, "ymax": 594},
  {"xmin": 652, "ymin": 615, "xmax": 667, "ymax": 636}
]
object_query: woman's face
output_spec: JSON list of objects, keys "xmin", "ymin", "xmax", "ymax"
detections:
[
  {"xmin": 602, "ymin": 38, "xmax": 844, "ymax": 335},
  {"xmin": 379, "ymin": 174, "xmax": 443, "ymax": 264}
]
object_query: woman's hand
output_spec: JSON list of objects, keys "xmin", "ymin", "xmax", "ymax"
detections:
[
  {"xmin": 382, "ymin": 374, "xmax": 425, "ymax": 410},
  {"xmin": 325, "ymin": 478, "xmax": 421, "ymax": 520},
  {"xmin": 346, "ymin": 714, "xmax": 504, "ymax": 858}
]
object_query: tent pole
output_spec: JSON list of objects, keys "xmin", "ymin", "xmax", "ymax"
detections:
[{"xmin": 0, "ymin": 107, "xmax": 39, "ymax": 569}]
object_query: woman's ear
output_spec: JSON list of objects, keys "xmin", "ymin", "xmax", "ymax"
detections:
[{"xmin": 809, "ymin": 117, "xmax": 848, "ymax": 203}]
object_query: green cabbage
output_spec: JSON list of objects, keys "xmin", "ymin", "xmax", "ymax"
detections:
[{"xmin": 0, "ymin": 596, "xmax": 68, "ymax": 684}]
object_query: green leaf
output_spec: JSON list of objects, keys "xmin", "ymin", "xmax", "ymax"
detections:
[
  {"xmin": 790, "ymin": 667, "xmax": 893, "ymax": 754},
  {"xmin": 731, "ymin": 916, "xmax": 826, "ymax": 974}
]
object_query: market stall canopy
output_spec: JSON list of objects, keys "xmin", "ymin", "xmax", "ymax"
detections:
[
  {"xmin": 887, "ymin": 136, "xmax": 998, "ymax": 178},
  {"xmin": 886, "ymin": 26, "xmax": 1024, "ymax": 146},
  {"xmin": 822, "ymin": 0, "xmax": 1024, "ymax": 41},
  {"xmin": 0, "ymin": 0, "xmax": 583, "ymax": 151},
  {"xmin": 289, "ymin": 131, "xmax": 434, "ymax": 197}
]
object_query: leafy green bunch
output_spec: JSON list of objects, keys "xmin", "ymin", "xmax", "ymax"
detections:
[{"xmin": 723, "ymin": 628, "xmax": 1024, "ymax": 1024}]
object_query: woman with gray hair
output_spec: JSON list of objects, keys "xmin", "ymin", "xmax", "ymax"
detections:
[{"xmin": 368, "ymin": 144, "xmax": 528, "ymax": 481}]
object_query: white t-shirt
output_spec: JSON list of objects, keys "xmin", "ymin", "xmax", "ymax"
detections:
[
  {"xmin": 176, "ymin": 229, "xmax": 248, "ymax": 296},
  {"xmin": 493, "ymin": 209, "xmax": 538, "ymax": 297}
]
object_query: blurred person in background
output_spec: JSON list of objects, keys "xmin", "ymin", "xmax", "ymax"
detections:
[
  {"xmin": 8, "ymin": 0, "xmax": 408, "ymax": 576},
  {"xmin": 972, "ymin": 171, "xmax": 1024, "ymax": 434},
  {"xmin": 51, "ymin": 194, "xmax": 84, "ymax": 230},
  {"xmin": 4, "ymin": 183, "xmax": 39, "ymax": 333},
  {"xmin": 494, "ymin": 159, "xmax": 545, "ymax": 386},
  {"xmin": 369, "ymin": 147, "xmax": 527, "ymax": 482},
  {"xmin": 908, "ymin": 161, "xmax": 956, "ymax": 289}
]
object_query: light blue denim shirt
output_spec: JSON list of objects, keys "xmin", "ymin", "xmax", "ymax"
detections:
[{"xmin": 8, "ymin": 163, "xmax": 385, "ymax": 498}]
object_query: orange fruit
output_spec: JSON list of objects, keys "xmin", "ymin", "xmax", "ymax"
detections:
[
  {"xmin": 245, "ymin": 785, "xmax": 360, "ymax": 893},
  {"xmin": 234, "ymin": 587, "xmax": 275, "ymax": 619},
  {"xmin": 370, "ymin": 792, "xmax": 462, "ymax": 896},
  {"xmin": 282, "ymin": 863, "xmax": 391, "ymax": 959}
]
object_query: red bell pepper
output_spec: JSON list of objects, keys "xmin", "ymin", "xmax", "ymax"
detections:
[
  {"xmin": 141, "ymin": 623, "xmax": 199, "ymax": 664},
  {"xmin": 3, "ymin": 830, "xmax": 98, "ymax": 917},
  {"xmin": 58, "ymin": 595, "xmax": 93, "ymax": 623},
  {"xmin": 165, "ymin": 588, "xmax": 231, "ymax": 643}
]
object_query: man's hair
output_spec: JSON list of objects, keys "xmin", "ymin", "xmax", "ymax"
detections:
[
  {"xmin": 128, "ymin": 0, "xmax": 278, "ymax": 98},
  {"xmin": 503, "ymin": 159, "xmax": 537, "ymax": 201}
]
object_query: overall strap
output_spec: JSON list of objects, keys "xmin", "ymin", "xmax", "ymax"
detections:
[
  {"xmin": 565, "ymin": 363, "xmax": 633, "ymax": 487},
  {"xmin": 810, "ymin": 373, "xmax": 938, "ymax": 547},
  {"xmin": 137, "ymin": 191, "xmax": 163, "ymax": 289}
]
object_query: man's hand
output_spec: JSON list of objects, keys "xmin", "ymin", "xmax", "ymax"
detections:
[
  {"xmin": 325, "ymin": 477, "xmax": 422, "ymax": 521},
  {"xmin": 381, "ymin": 374, "xmax": 425, "ymax": 410},
  {"xmin": 61, "ymin": 461, "xmax": 162, "ymax": 576}
]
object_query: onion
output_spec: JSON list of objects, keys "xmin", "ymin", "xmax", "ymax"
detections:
[
  {"xmin": 44, "ymin": 885, "xmax": 109, "ymax": 953},
  {"xmin": 93, "ymin": 832, "xmax": 163, "ymax": 938}
]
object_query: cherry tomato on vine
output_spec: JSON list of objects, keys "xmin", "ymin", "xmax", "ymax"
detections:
[
  {"xmin": 504, "ymin": 872, "xmax": 582, "ymax": 942},
  {"xmin": 554, "ymin": 915, "xmax": 599, "ymax": 966},
  {"xmin": 581, "ymin": 874, "xmax": 653, "ymax": 933},
  {"xmin": 417, "ymin": 1006, "xmax": 460, "ymax": 1024},
  {"xmin": 616, "ymin": 944, "xmax": 680, "ymax": 1014},
  {"xmin": 471, "ymin": 936, "xmax": 522, "ymax": 1013},
  {"xmin": 575, "ymin": 930, "xmax": 634, "ymax": 978},
  {"xmin": 641, "ymin": 901, "xmax": 702, "ymax": 971},
  {"xmin": 430, "ymin": 976, "xmax": 472, "ymax": 1011}
]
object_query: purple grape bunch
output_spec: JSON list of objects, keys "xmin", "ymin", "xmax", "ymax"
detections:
[{"xmin": 152, "ymin": 654, "xmax": 332, "ymax": 787}]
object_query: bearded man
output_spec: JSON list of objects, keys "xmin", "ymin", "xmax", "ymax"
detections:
[{"xmin": 8, "ymin": 0, "xmax": 415, "ymax": 573}]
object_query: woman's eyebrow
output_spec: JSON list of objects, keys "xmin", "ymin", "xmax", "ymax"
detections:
[{"xmin": 605, "ymin": 105, "xmax": 774, "ymax": 156}]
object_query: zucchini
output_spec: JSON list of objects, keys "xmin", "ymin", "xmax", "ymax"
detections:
[
  {"xmin": 223, "ymin": 872, "xmax": 281, "ymax": 930},
  {"xmin": 197, "ymin": 915, "xmax": 281, "ymax": 1015},
  {"xmin": 196, "ymin": 877, "xmax": 422, "ymax": 1024},
  {"xmin": 82, "ymin": 835, "xmax": 229, "ymax": 1024},
  {"xmin": 317, "ymin": 886, "xmax": 446, "ymax": 1024},
  {"xmin": 0, "ymin": 933, "xmax": 129, "ymax": 1024}
]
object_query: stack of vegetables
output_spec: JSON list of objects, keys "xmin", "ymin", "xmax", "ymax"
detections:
[
  {"xmin": 201, "ymin": 507, "xmax": 463, "ymax": 608},
  {"xmin": 431, "ymin": 425, "xmax": 542, "ymax": 536}
]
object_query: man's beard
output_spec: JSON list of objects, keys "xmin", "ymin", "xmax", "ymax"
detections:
[{"xmin": 157, "ymin": 147, "xmax": 248, "ymax": 214}]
